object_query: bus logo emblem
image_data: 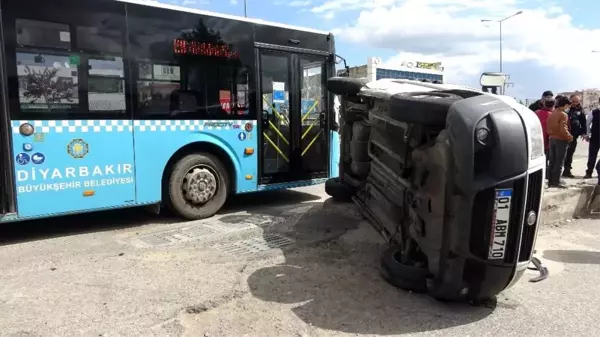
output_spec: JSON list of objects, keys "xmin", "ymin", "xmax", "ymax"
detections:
[
  {"xmin": 67, "ymin": 139, "xmax": 89, "ymax": 159},
  {"xmin": 238, "ymin": 132, "xmax": 247, "ymax": 141}
]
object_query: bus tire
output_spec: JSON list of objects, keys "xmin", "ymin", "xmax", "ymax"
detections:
[
  {"xmin": 167, "ymin": 153, "xmax": 229, "ymax": 220},
  {"xmin": 325, "ymin": 177, "xmax": 355, "ymax": 201}
]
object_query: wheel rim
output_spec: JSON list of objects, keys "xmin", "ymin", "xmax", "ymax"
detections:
[{"xmin": 181, "ymin": 165, "xmax": 219, "ymax": 205}]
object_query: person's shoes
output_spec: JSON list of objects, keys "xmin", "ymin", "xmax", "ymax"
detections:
[
  {"xmin": 562, "ymin": 172, "xmax": 575, "ymax": 178},
  {"xmin": 584, "ymin": 173, "xmax": 593, "ymax": 179},
  {"xmin": 548, "ymin": 183, "xmax": 568, "ymax": 189}
]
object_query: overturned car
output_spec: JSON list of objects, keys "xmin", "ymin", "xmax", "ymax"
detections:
[{"xmin": 325, "ymin": 77, "xmax": 545, "ymax": 302}]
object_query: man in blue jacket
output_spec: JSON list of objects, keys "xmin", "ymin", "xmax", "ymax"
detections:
[{"xmin": 563, "ymin": 95, "xmax": 587, "ymax": 177}]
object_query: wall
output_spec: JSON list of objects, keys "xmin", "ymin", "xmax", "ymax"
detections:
[
  {"xmin": 341, "ymin": 57, "xmax": 445, "ymax": 83},
  {"xmin": 583, "ymin": 89, "xmax": 600, "ymax": 112}
]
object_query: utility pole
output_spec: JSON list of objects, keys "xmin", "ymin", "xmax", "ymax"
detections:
[{"xmin": 481, "ymin": 10, "xmax": 523, "ymax": 73}]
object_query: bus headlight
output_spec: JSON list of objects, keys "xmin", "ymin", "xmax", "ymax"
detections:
[{"xmin": 520, "ymin": 108, "xmax": 545, "ymax": 160}]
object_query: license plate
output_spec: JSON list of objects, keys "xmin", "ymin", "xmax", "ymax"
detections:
[{"xmin": 488, "ymin": 189, "xmax": 512, "ymax": 260}]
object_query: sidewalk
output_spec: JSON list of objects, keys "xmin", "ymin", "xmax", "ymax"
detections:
[{"xmin": 541, "ymin": 140, "xmax": 598, "ymax": 225}]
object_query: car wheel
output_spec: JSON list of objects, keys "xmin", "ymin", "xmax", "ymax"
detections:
[
  {"xmin": 388, "ymin": 91, "xmax": 462, "ymax": 127},
  {"xmin": 327, "ymin": 77, "xmax": 369, "ymax": 96},
  {"xmin": 325, "ymin": 177, "xmax": 355, "ymax": 201},
  {"xmin": 380, "ymin": 246, "xmax": 430, "ymax": 293}
]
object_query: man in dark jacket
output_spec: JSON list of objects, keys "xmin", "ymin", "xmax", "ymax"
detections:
[
  {"xmin": 563, "ymin": 94, "xmax": 587, "ymax": 177},
  {"xmin": 528, "ymin": 90, "xmax": 554, "ymax": 112},
  {"xmin": 585, "ymin": 99, "xmax": 600, "ymax": 179}
]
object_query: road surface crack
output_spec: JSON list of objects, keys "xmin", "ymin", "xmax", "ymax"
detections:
[{"xmin": 184, "ymin": 289, "xmax": 247, "ymax": 315}]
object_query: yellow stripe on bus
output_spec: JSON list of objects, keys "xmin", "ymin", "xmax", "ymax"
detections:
[
  {"xmin": 301, "ymin": 100, "xmax": 319, "ymax": 123},
  {"xmin": 263, "ymin": 132, "xmax": 289, "ymax": 162},
  {"xmin": 302, "ymin": 130, "xmax": 323, "ymax": 157},
  {"xmin": 268, "ymin": 121, "xmax": 289, "ymax": 145},
  {"xmin": 301, "ymin": 118, "xmax": 320, "ymax": 140},
  {"xmin": 262, "ymin": 96, "xmax": 289, "ymax": 125}
]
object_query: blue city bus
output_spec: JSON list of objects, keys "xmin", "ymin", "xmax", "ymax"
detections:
[{"xmin": 0, "ymin": 0, "xmax": 340, "ymax": 222}]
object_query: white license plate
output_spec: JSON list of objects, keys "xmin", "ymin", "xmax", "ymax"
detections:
[{"xmin": 488, "ymin": 189, "xmax": 512, "ymax": 260}]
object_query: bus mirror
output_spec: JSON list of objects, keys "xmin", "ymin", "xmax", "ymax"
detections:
[
  {"xmin": 334, "ymin": 54, "xmax": 348, "ymax": 68},
  {"xmin": 334, "ymin": 54, "xmax": 350, "ymax": 77}
]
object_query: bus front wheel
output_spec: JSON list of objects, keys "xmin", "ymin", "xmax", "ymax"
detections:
[{"xmin": 167, "ymin": 153, "xmax": 229, "ymax": 220}]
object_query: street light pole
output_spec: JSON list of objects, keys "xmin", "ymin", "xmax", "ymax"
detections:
[
  {"xmin": 481, "ymin": 10, "xmax": 523, "ymax": 73},
  {"xmin": 244, "ymin": 0, "xmax": 247, "ymax": 17},
  {"xmin": 499, "ymin": 20, "xmax": 503, "ymax": 73}
]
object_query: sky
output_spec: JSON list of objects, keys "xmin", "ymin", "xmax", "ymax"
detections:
[{"xmin": 141, "ymin": 0, "xmax": 600, "ymax": 100}]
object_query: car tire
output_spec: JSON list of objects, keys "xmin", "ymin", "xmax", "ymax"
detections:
[
  {"xmin": 352, "ymin": 120, "xmax": 370, "ymax": 141},
  {"xmin": 327, "ymin": 77, "xmax": 369, "ymax": 96},
  {"xmin": 388, "ymin": 91, "xmax": 462, "ymax": 127},
  {"xmin": 380, "ymin": 246, "xmax": 430, "ymax": 293},
  {"xmin": 167, "ymin": 153, "xmax": 229, "ymax": 220},
  {"xmin": 325, "ymin": 177, "xmax": 355, "ymax": 201}
]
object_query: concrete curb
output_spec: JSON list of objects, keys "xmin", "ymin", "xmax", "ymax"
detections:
[{"xmin": 540, "ymin": 184, "xmax": 599, "ymax": 225}]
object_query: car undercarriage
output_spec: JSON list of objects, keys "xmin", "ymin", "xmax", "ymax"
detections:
[{"xmin": 325, "ymin": 77, "xmax": 545, "ymax": 302}]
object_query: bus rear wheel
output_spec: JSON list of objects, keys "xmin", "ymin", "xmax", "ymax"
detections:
[{"xmin": 167, "ymin": 153, "xmax": 229, "ymax": 220}]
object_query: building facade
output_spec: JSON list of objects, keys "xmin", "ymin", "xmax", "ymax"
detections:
[{"xmin": 338, "ymin": 57, "xmax": 444, "ymax": 83}]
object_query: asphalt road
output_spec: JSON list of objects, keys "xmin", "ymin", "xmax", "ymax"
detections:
[{"xmin": 0, "ymin": 185, "xmax": 599, "ymax": 337}]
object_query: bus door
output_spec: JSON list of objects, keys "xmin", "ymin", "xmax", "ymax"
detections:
[{"xmin": 257, "ymin": 48, "xmax": 330, "ymax": 184}]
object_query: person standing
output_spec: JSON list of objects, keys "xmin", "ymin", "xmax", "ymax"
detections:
[
  {"xmin": 528, "ymin": 90, "xmax": 554, "ymax": 112},
  {"xmin": 547, "ymin": 95, "xmax": 573, "ymax": 188},
  {"xmin": 534, "ymin": 97, "xmax": 554, "ymax": 176},
  {"xmin": 584, "ymin": 99, "xmax": 600, "ymax": 179},
  {"xmin": 562, "ymin": 95, "xmax": 587, "ymax": 177}
]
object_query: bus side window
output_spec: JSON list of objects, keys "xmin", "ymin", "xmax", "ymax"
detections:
[
  {"xmin": 135, "ymin": 63, "xmax": 182, "ymax": 117},
  {"xmin": 126, "ymin": 3, "xmax": 256, "ymax": 121},
  {"xmin": 9, "ymin": 1, "xmax": 129, "ymax": 120},
  {"xmin": 14, "ymin": 20, "xmax": 79, "ymax": 115}
]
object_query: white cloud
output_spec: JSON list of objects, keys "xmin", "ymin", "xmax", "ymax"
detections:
[
  {"xmin": 230, "ymin": 0, "xmax": 238, "ymax": 4},
  {"xmin": 324, "ymin": 0, "xmax": 600, "ymax": 97},
  {"xmin": 289, "ymin": 0, "xmax": 312, "ymax": 6}
]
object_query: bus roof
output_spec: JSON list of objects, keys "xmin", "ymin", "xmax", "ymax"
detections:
[{"xmin": 117, "ymin": 0, "xmax": 331, "ymax": 36}]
